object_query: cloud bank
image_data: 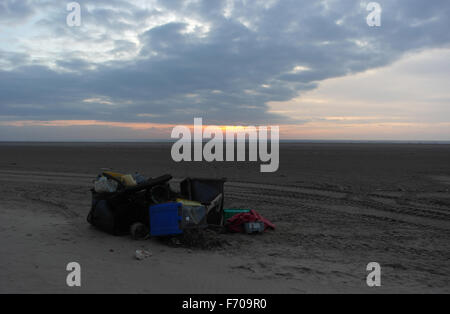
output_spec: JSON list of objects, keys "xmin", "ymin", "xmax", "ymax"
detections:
[{"xmin": 0, "ymin": 0, "xmax": 449, "ymax": 127}]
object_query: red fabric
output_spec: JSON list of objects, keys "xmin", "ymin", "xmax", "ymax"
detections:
[{"xmin": 226, "ymin": 209, "xmax": 275, "ymax": 233}]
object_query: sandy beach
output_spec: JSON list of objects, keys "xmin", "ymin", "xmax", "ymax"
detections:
[{"xmin": 0, "ymin": 142, "xmax": 449, "ymax": 293}]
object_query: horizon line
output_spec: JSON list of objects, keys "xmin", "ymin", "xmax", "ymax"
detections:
[{"xmin": 1, "ymin": 139, "xmax": 449, "ymax": 144}]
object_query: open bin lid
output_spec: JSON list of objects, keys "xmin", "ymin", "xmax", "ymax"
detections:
[{"xmin": 180, "ymin": 177, "xmax": 226, "ymax": 204}]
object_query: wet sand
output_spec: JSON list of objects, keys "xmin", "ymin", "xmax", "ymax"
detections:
[{"xmin": 0, "ymin": 142, "xmax": 449, "ymax": 293}]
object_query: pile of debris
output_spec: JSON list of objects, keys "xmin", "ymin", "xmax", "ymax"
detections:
[
  {"xmin": 87, "ymin": 171, "xmax": 274, "ymax": 248},
  {"xmin": 161, "ymin": 229, "xmax": 229, "ymax": 250}
]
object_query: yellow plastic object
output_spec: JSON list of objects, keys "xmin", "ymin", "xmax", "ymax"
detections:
[
  {"xmin": 103, "ymin": 171, "xmax": 125, "ymax": 180},
  {"xmin": 176, "ymin": 198, "xmax": 202, "ymax": 206},
  {"xmin": 121, "ymin": 174, "xmax": 137, "ymax": 187},
  {"xmin": 103, "ymin": 171, "xmax": 138, "ymax": 187}
]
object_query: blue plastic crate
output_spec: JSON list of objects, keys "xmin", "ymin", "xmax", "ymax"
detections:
[{"xmin": 149, "ymin": 202, "xmax": 183, "ymax": 236}]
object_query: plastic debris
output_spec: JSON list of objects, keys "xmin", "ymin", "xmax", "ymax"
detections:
[
  {"xmin": 135, "ymin": 249, "xmax": 152, "ymax": 260},
  {"xmin": 244, "ymin": 221, "xmax": 265, "ymax": 234},
  {"xmin": 133, "ymin": 173, "xmax": 149, "ymax": 185},
  {"xmin": 120, "ymin": 174, "xmax": 137, "ymax": 187},
  {"xmin": 94, "ymin": 176, "xmax": 118, "ymax": 193}
]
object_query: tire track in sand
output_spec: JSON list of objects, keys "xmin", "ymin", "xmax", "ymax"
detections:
[
  {"xmin": 225, "ymin": 182, "xmax": 450, "ymax": 230},
  {"xmin": 0, "ymin": 170, "xmax": 449, "ymax": 229}
]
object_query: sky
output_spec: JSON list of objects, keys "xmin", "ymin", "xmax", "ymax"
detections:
[{"xmin": 0, "ymin": 0, "xmax": 449, "ymax": 141}]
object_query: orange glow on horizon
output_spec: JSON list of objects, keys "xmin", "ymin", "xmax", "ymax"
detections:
[{"xmin": 1, "ymin": 119, "xmax": 449, "ymax": 140}]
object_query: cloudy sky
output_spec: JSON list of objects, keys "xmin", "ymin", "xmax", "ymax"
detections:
[{"xmin": 0, "ymin": 0, "xmax": 449, "ymax": 141}]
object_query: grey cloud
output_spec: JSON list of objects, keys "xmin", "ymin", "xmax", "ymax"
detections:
[
  {"xmin": 0, "ymin": 0, "xmax": 35, "ymax": 25},
  {"xmin": 1, "ymin": 0, "xmax": 450, "ymax": 124}
]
